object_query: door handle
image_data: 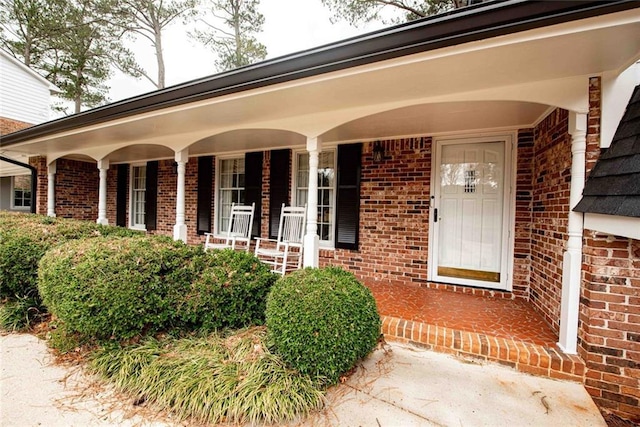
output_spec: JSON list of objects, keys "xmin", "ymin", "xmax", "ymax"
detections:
[{"xmin": 433, "ymin": 208, "xmax": 438, "ymax": 223}]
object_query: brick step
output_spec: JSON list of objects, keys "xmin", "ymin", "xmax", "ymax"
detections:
[{"xmin": 381, "ymin": 315, "xmax": 586, "ymax": 382}]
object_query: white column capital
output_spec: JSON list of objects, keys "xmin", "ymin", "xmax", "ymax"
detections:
[
  {"xmin": 47, "ymin": 160, "xmax": 56, "ymax": 175},
  {"xmin": 569, "ymin": 112, "xmax": 587, "ymax": 135},
  {"xmin": 97, "ymin": 159, "xmax": 110, "ymax": 170},
  {"xmin": 175, "ymin": 148, "xmax": 189, "ymax": 164},
  {"xmin": 306, "ymin": 137, "xmax": 320, "ymax": 152}
]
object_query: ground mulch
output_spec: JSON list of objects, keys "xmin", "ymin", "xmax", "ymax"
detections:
[{"xmin": 604, "ymin": 412, "xmax": 639, "ymax": 427}]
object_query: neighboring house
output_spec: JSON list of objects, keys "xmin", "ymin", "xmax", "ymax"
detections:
[
  {"xmin": 1, "ymin": 0, "xmax": 639, "ymax": 420},
  {"xmin": 0, "ymin": 49, "xmax": 57, "ymax": 212}
]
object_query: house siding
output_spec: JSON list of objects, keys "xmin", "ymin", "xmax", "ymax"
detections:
[{"xmin": 0, "ymin": 53, "xmax": 51, "ymax": 125}]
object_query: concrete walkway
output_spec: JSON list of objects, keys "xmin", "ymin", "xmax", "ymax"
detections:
[{"xmin": 1, "ymin": 333, "xmax": 605, "ymax": 426}]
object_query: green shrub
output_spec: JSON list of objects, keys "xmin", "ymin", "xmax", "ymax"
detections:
[
  {"xmin": 0, "ymin": 212, "xmax": 140, "ymax": 301},
  {"xmin": 38, "ymin": 236, "xmax": 276, "ymax": 345},
  {"xmin": 265, "ymin": 267, "xmax": 381, "ymax": 385},
  {"xmin": 176, "ymin": 249, "xmax": 277, "ymax": 331},
  {"xmin": 38, "ymin": 236, "xmax": 196, "ymax": 342}
]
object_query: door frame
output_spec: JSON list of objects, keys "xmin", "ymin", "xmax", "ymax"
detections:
[{"xmin": 428, "ymin": 133, "xmax": 517, "ymax": 291}]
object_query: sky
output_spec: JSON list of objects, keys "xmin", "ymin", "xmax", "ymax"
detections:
[{"xmin": 106, "ymin": 0, "xmax": 387, "ymax": 103}]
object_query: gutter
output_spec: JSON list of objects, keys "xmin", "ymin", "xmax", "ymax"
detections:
[
  {"xmin": 0, "ymin": 156, "xmax": 37, "ymax": 214},
  {"xmin": 0, "ymin": 0, "xmax": 637, "ymax": 147}
]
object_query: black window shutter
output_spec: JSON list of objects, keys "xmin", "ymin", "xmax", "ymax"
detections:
[
  {"xmin": 197, "ymin": 156, "xmax": 213, "ymax": 234},
  {"xmin": 269, "ymin": 149, "xmax": 290, "ymax": 239},
  {"xmin": 145, "ymin": 161, "xmax": 158, "ymax": 231},
  {"xmin": 116, "ymin": 164, "xmax": 128, "ymax": 227},
  {"xmin": 244, "ymin": 151, "xmax": 263, "ymax": 237},
  {"xmin": 336, "ymin": 143, "xmax": 362, "ymax": 250}
]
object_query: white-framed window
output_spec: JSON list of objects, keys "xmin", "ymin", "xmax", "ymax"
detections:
[
  {"xmin": 217, "ymin": 157, "xmax": 245, "ymax": 233},
  {"xmin": 294, "ymin": 150, "xmax": 336, "ymax": 247},
  {"xmin": 130, "ymin": 165, "xmax": 146, "ymax": 229},
  {"xmin": 11, "ymin": 175, "xmax": 31, "ymax": 209}
]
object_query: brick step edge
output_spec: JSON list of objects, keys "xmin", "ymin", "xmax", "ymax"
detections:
[{"xmin": 381, "ymin": 315, "xmax": 586, "ymax": 382}]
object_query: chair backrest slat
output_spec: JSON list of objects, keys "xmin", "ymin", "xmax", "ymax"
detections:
[
  {"xmin": 276, "ymin": 204, "xmax": 306, "ymax": 247},
  {"xmin": 225, "ymin": 203, "xmax": 255, "ymax": 240}
]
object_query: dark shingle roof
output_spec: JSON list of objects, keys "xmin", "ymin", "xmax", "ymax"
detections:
[{"xmin": 574, "ymin": 85, "xmax": 640, "ymax": 217}]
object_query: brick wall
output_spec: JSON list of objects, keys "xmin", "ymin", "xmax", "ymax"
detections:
[
  {"xmin": 55, "ymin": 159, "xmax": 98, "ymax": 221},
  {"xmin": 28, "ymin": 156, "xmax": 47, "ymax": 215},
  {"xmin": 320, "ymin": 138, "xmax": 432, "ymax": 285},
  {"xmin": 580, "ymin": 233, "xmax": 640, "ymax": 421},
  {"xmin": 530, "ymin": 109, "xmax": 571, "ymax": 334},
  {"xmin": 0, "ymin": 117, "xmax": 31, "ymax": 135},
  {"xmin": 514, "ymin": 129, "xmax": 534, "ymax": 298},
  {"xmin": 586, "ymin": 77, "xmax": 602, "ymax": 176}
]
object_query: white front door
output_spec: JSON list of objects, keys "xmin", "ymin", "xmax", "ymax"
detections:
[{"xmin": 430, "ymin": 136, "xmax": 513, "ymax": 290}]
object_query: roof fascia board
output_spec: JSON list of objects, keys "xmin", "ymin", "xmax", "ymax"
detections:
[{"xmin": 1, "ymin": 0, "xmax": 637, "ymax": 147}]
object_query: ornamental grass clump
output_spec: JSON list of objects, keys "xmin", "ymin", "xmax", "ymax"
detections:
[
  {"xmin": 266, "ymin": 267, "xmax": 381, "ymax": 385},
  {"xmin": 90, "ymin": 328, "xmax": 324, "ymax": 425}
]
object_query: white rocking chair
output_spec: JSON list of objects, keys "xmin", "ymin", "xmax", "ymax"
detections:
[
  {"xmin": 254, "ymin": 204, "xmax": 306, "ymax": 275},
  {"xmin": 204, "ymin": 203, "xmax": 255, "ymax": 252}
]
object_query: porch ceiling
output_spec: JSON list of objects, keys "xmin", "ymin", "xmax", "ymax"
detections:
[{"xmin": 5, "ymin": 8, "xmax": 640, "ymax": 162}]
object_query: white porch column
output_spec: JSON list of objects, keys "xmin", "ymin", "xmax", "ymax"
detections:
[
  {"xmin": 303, "ymin": 137, "xmax": 320, "ymax": 268},
  {"xmin": 173, "ymin": 149, "xmax": 189, "ymax": 243},
  {"xmin": 559, "ymin": 112, "xmax": 587, "ymax": 354},
  {"xmin": 96, "ymin": 159, "xmax": 109, "ymax": 225},
  {"xmin": 47, "ymin": 160, "xmax": 56, "ymax": 217}
]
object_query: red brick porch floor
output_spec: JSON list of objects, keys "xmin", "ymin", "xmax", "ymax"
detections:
[{"xmin": 365, "ymin": 281, "xmax": 586, "ymax": 382}]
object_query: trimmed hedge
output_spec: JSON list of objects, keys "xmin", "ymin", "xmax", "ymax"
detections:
[
  {"xmin": 0, "ymin": 212, "xmax": 140, "ymax": 301},
  {"xmin": 38, "ymin": 236, "xmax": 195, "ymax": 340},
  {"xmin": 177, "ymin": 249, "xmax": 276, "ymax": 331},
  {"xmin": 38, "ymin": 237, "xmax": 277, "ymax": 343},
  {"xmin": 265, "ymin": 267, "xmax": 381, "ymax": 385}
]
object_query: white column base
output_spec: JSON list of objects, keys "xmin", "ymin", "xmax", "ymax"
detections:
[
  {"xmin": 173, "ymin": 223, "xmax": 188, "ymax": 243},
  {"xmin": 96, "ymin": 218, "xmax": 109, "ymax": 226},
  {"xmin": 303, "ymin": 233, "xmax": 319, "ymax": 268},
  {"xmin": 558, "ymin": 249, "xmax": 581, "ymax": 354}
]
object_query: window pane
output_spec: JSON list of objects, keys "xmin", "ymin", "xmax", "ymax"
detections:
[
  {"xmin": 294, "ymin": 151, "xmax": 335, "ymax": 244},
  {"xmin": 218, "ymin": 158, "xmax": 245, "ymax": 232},
  {"xmin": 132, "ymin": 166, "xmax": 146, "ymax": 227}
]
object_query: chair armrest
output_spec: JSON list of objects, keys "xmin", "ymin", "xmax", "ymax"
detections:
[
  {"xmin": 254, "ymin": 237, "xmax": 277, "ymax": 244},
  {"xmin": 254, "ymin": 237, "xmax": 278, "ymax": 254}
]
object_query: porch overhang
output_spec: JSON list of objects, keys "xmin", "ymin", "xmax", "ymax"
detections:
[{"xmin": 0, "ymin": 1, "xmax": 639, "ymax": 163}]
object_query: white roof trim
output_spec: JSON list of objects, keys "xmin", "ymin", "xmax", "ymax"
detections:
[{"xmin": 584, "ymin": 213, "xmax": 640, "ymax": 240}]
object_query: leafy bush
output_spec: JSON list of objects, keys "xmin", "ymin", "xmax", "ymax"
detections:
[
  {"xmin": 176, "ymin": 249, "xmax": 277, "ymax": 331},
  {"xmin": 38, "ymin": 236, "xmax": 276, "ymax": 345},
  {"xmin": 265, "ymin": 267, "xmax": 381, "ymax": 385},
  {"xmin": 0, "ymin": 212, "xmax": 140, "ymax": 301},
  {"xmin": 38, "ymin": 236, "xmax": 196, "ymax": 342},
  {"xmin": 90, "ymin": 328, "xmax": 324, "ymax": 425}
]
